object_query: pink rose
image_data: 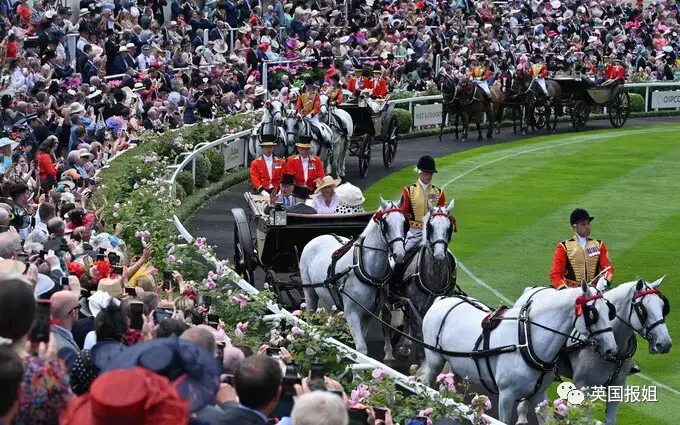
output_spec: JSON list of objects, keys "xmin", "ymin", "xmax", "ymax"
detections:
[{"xmin": 371, "ymin": 368, "xmax": 385, "ymax": 382}]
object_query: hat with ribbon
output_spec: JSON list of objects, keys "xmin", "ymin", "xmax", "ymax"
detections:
[{"xmin": 296, "ymin": 135, "xmax": 313, "ymax": 148}]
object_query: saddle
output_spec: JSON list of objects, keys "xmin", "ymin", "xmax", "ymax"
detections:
[{"xmin": 481, "ymin": 306, "xmax": 509, "ymax": 331}]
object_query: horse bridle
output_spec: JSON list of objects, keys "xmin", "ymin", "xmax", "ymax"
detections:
[
  {"xmin": 425, "ymin": 210, "xmax": 455, "ymax": 251},
  {"xmin": 573, "ymin": 293, "xmax": 616, "ymax": 341},
  {"xmin": 620, "ymin": 286, "xmax": 671, "ymax": 341},
  {"xmin": 372, "ymin": 207, "xmax": 408, "ymax": 251}
]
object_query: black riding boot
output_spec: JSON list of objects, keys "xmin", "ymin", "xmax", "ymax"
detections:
[{"xmin": 629, "ymin": 360, "xmax": 641, "ymax": 375}]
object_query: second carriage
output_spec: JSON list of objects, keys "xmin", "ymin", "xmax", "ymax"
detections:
[
  {"xmin": 336, "ymin": 91, "xmax": 399, "ymax": 178},
  {"xmin": 531, "ymin": 76, "xmax": 631, "ymax": 132}
]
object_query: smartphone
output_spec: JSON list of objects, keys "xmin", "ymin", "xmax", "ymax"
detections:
[
  {"xmin": 374, "ymin": 408, "xmax": 387, "ymax": 421},
  {"xmin": 207, "ymin": 313, "xmax": 219, "ymax": 329},
  {"xmin": 348, "ymin": 408, "xmax": 370, "ymax": 425},
  {"xmin": 162, "ymin": 271, "xmax": 172, "ymax": 291},
  {"xmin": 30, "ymin": 300, "xmax": 52, "ymax": 343},
  {"xmin": 108, "ymin": 252, "xmax": 118, "ymax": 264},
  {"xmin": 154, "ymin": 307, "xmax": 173, "ymax": 324},
  {"xmin": 129, "ymin": 302, "xmax": 144, "ymax": 330},
  {"xmin": 204, "ymin": 295, "xmax": 212, "ymax": 307},
  {"xmin": 112, "ymin": 265, "xmax": 124, "ymax": 275},
  {"xmin": 60, "ymin": 276, "xmax": 69, "ymax": 288},
  {"xmin": 39, "ymin": 250, "xmax": 48, "ymax": 259},
  {"xmin": 311, "ymin": 363, "xmax": 325, "ymax": 380},
  {"xmin": 125, "ymin": 287, "xmax": 136, "ymax": 297},
  {"xmin": 281, "ymin": 364, "xmax": 301, "ymax": 397},
  {"xmin": 98, "ymin": 248, "xmax": 106, "ymax": 254},
  {"xmin": 266, "ymin": 346, "xmax": 281, "ymax": 356}
]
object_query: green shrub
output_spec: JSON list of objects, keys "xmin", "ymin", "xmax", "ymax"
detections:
[
  {"xmin": 393, "ymin": 108, "xmax": 413, "ymax": 134},
  {"xmin": 205, "ymin": 149, "xmax": 225, "ymax": 182},
  {"xmin": 194, "ymin": 154, "xmax": 211, "ymax": 188},
  {"xmin": 177, "ymin": 171, "xmax": 195, "ymax": 196},
  {"xmin": 629, "ymin": 93, "xmax": 645, "ymax": 113}
]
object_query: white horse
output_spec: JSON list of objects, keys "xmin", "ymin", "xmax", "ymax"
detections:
[
  {"xmin": 418, "ymin": 282, "xmax": 618, "ymax": 425},
  {"xmin": 299, "ymin": 196, "xmax": 408, "ymax": 355},
  {"xmin": 319, "ymin": 94, "xmax": 354, "ymax": 179},
  {"xmin": 382, "ymin": 201, "xmax": 457, "ymax": 364},
  {"xmin": 516, "ymin": 277, "xmax": 672, "ymax": 425},
  {"xmin": 248, "ymin": 99, "xmax": 291, "ymax": 159}
]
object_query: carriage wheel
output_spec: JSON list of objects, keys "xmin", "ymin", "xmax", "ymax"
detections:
[
  {"xmin": 358, "ymin": 134, "xmax": 371, "ymax": 178},
  {"xmin": 571, "ymin": 101, "xmax": 590, "ymax": 131},
  {"xmin": 382, "ymin": 116, "xmax": 398, "ymax": 169},
  {"xmin": 609, "ymin": 90, "xmax": 630, "ymax": 128},
  {"xmin": 530, "ymin": 99, "xmax": 548, "ymax": 130},
  {"xmin": 233, "ymin": 225, "xmax": 255, "ymax": 284}
]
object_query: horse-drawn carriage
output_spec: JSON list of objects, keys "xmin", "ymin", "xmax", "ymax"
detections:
[
  {"xmin": 232, "ymin": 192, "xmax": 375, "ymax": 308},
  {"xmin": 531, "ymin": 77, "xmax": 631, "ymax": 131},
  {"xmin": 335, "ymin": 92, "xmax": 400, "ymax": 178}
]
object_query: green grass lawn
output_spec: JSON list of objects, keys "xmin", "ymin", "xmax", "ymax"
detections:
[{"xmin": 364, "ymin": 125, "xmax": 680, "ymax": 425}]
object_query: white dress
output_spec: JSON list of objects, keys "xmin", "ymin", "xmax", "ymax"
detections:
[{"xmin": 313, "ymin": 194, "xmax": 341, "ymax": 214}]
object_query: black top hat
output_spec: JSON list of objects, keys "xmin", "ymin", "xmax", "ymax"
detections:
[
  {"xmin": 570, "ymin": 208, "xmax": 594, "ymax": 226},
  {"xmin": 304, "ymin": 76, "xmax": 315, "ymax": 85},
  {"xmin": 281, "ymin": 174, "xmax": 295, "ymax": 186},
  {"xmin": 292, "ymin": 185, "xmax": 311, "ymax": 200},
  {"xmin": 417, "ymin": 155, "xmax": 437, "ymax": 173}
]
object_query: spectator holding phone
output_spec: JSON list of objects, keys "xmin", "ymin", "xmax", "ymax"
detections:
[{"xmin": 0, "ymin": 275, "xmax": 72, "ymax": 425}]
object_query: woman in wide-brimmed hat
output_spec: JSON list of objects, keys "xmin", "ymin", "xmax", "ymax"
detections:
[
  {"xmin": 312, "ymin": 175, "xmax": 342, "ymax": 214},
  {"xmin": 334, "ymin": 182, "xmax": 366, "ymax": 214}
]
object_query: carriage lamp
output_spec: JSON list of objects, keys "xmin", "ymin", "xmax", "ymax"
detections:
[{"xmin": 270, "ymin": 202, "xmax": 287, "ymax": 227}]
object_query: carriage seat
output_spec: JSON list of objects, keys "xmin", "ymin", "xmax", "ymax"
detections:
[{"xmin": 481, "ymin": 306, "xmax": 509, "ymax": 331}]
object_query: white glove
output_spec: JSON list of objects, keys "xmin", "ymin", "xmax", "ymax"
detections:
[
  {"xmin": 596, "ymin": 276, "xmax": 609, "ymax": 292},
  {"xmin": 260, "ymin": 190, "xmax": 270, "ymax": 197}
]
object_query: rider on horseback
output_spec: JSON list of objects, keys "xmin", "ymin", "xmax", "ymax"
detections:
[
  {"xmin": 549, "ymin": 208, "xmax": 641, "ymax": 375},
  {"xmin": 296, "ymin": 76, "xmax": 331, "ymax": 149},
  {"xmin": 468, "ymin": 56, "xmax": 493, "ymax": 103},
  {"xmin": 529, "ymin": 54, "xmax": 549, "ymax": 96},
  {"xmin": 400, "ymin": 156, "xmax": 447, "ymax": 254}
]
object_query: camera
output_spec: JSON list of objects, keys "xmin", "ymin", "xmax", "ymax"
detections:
[{"xmin": 281, "ymin": 364, "xmax": 301, "ymax": 398}]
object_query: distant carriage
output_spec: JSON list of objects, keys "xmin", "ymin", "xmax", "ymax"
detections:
[
  {"xmin": 336, "ymin": 92, "xmax": 399, "ymax": 178},
  {"xmin": 531, "ymin": 77, "xmax": 631, "ymax": 131}
]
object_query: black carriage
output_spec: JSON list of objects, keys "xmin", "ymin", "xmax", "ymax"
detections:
[
  {"xmin": 532, "ymin": 77, "xmax": 630, "ymax": 131},
  {"xmin": 232, "ymin": 192, "xmax": 374, "ymax": 309},
  {"xmin": 336, "ymin": 96, "xmax": 399, "ymax": 178}
]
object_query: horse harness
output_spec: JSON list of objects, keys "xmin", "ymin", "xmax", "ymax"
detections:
[
  {"xmin": 431, "ymin": 287, "xmax": 614, "ymax": 399},
  {"xmin": 321, "ymin": 208, "xmax": 407, "ymax": 313},
  {"xmin": 559, "ymin": 285, "xmax": 670, "ymax": 386}
]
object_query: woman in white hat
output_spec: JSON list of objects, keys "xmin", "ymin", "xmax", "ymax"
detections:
[
  {"xmin": 312, "ymin": 175, "xmax": 342, "ymax": 214},
  {"xmin": 334, "ymin": 182, "xmax": 366, "ymax": 214}
]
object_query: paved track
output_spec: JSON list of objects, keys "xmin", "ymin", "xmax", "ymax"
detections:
[{"xmin": 185, "ymin": 116, "xmax": 680, "ymax": 424}]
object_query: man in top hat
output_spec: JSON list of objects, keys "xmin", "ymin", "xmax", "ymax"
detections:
[
  {"xmin": 358, "ymin": 65, "xmax": 375, "ymax": 92},
  {"xmin": 269, "ymin": 173, "xmax": 297, "ymax": 207},
  {"xmin": 285, "ymin": 135, "xmax": 325, "ymax": 192},
  {"xmin": 250, "ymin": 136, "xmax": 287, "ymax": 195},
  {"xmin": 400, "ymin": 155, "xmax": 447, "ymax": 253},
  {"xmin": 550, "ymin": 208, "xmax": 614, "ymax": 291},
  {"xmin": 295, "ymin": 76, "xmax": 330, "ymax": 148}
]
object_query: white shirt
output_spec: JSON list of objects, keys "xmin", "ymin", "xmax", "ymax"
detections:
[
  {"xmin": 576, "ymin": 234, "xmax": 587, "ymax": 250},
  {"xmin": 263, "ymin": 154, "xmax": 273, "ymax": 187},
  {"xmin": 301, "ymin": 156, "xmax": 309, "ymax": 181},
  {"xmin": 418, "ymin": 179, "xmax": 430, "ymax": 193}
]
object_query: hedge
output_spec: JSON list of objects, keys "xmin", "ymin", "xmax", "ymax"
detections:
[
  {"xmin": 394, "ymin": 108, "xmax": 413, "ymax": 134},
  {"xmin": 205, "ymin": 149, "xmax": 226, "ymax": 182}
]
